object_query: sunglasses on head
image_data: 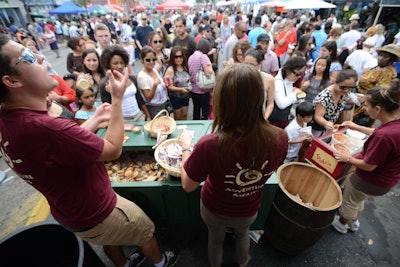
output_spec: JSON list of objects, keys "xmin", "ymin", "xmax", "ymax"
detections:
[
  {"xmin": 144, "ymin": 58, "xmax": 157, "ymax": 62},
  {"xmin": 153, "ymin": 40, "xmax": 163, "ymax": 44},
  {"xmin": 339, "ymin": 85, "xmax": 356, "ymax": 91},
  {"xmin": 175, "ymin": 54, "xmax": 183, "ymax": 59},
  {"xmin": 291, "ymin": 70, "xmax": 304, "ymax": 77},
  {"xmin": 15, "ymin": 48, "xmax": 37, "ymax": 66}
]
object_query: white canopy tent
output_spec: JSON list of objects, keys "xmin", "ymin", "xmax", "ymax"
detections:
[
  {"xmin": 282, "ymin": 0, "xmax": 336, "ymax": 10},
  {"xmin": 216, "ymin": 1, "xmax": 236, "ymax": 7}
]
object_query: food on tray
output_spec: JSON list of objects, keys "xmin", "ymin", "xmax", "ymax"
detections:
[
  {"xmin": 133, "ymin": 126, "xmax": 142, "ymax": 133},
  {"xmin": 332, "ymin": 133, "xmax": 350, "ymax": 144},
  {"xmin": 297, "ymin": 92, "xmax": 306, "ymax": 99},
  {"xmin": 123, "ymin": 134, "xmax": 129, "ymax": 143},
  {"xmin": 105, "ymin": 152, "xmax": 167, "ymax": 182},
  {"xmin": 124, "ymin": 124, "xmax": 134, "ymax": 131},
  {"xmin": 154, "ymin": 124, "xmax": 170, "ymax": 133},
  {"xmin": 333, "ymin": 143, "xmax": 350, "ymax": 154}
]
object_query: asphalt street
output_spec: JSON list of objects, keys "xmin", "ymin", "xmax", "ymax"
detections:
[{"xmin": 0, "ymin": 42, "xmax": 399, "ymax": 267}]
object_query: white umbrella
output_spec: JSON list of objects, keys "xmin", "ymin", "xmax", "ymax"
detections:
[{"xmin": 283, "ymin": 0, "xmax": 336, "ymax": 9}]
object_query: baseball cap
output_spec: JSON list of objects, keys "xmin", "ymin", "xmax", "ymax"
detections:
[
  {"xmin": 257, "ymin": 33, "xmax": 271, "ymax": 42},
  {"xmin": 63, "ymin": 73, "xmax": 77, "ymax": 81},
  {"xmin": 203, "ymin": 24, "xmax": 212, "ymax": 31}
]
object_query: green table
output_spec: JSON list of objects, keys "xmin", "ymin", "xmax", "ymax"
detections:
[
  {"xmin": 98, "ymin": 120, "xmax": 278, "ymax": 229},
  {"xmin": 97, "ymin": 120, "xmax": 213, "ymax": 151}
]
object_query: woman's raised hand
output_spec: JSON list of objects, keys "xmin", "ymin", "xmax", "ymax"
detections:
[{"xmin": 107, "ymin": 68, "xmax": 129, "ymax": 99}]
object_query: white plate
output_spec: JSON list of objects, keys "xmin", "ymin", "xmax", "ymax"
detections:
[{"xmin": 346, "ymin": 129, "xmax": 366, "ymax": 140}]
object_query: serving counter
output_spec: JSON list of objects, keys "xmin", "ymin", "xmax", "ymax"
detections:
[{"xmin": 97, "ymin": 120, "xmax": 279, "ymax": 229}]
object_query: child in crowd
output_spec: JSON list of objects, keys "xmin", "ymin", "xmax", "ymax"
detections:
[
  {"xmin": 284, "ymin": 101, "xmax": 314, "ymax": 163},
  {"xmin": 303, "ymin": 55, "xmax": 332, "ymax": 104},
  {"xmin": 121, "ymin": 35, "xmax": 135, "ymax": 75},
  {"xmin": 75, "ymin": 88, "xmax": 106, "ymax": 129},
  {"xmin": 62, "ymin": 73, "xmax": 79, "ymax": 113}
]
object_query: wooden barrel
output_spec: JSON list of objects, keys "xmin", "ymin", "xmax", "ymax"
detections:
[{"xmin": 265, "ymin": 162, "xmax": 342, "ymax": 255}]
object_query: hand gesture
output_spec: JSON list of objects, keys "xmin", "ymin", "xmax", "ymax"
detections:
[
  {"xmin": 93, "ymin": 103, "xmax": 112, "ymax": 122},
  {"xmin": 179, "ymin": 130, "xmax": 193, "ymax": 149},
  {"xmin": 153, "ymin": 76, "xmax": 161, "ymax": 87},
  {"xmin": 293, "ymin": 88, "xmax": 303, "ymax": 95},
  {"xmin": 302, "ymin": 80, "xmax": 310, "ymax": 89},
  {"xmin": 325, "ymin": 121, "xmax": 334, "ymax": 131},
  {"xmin": 341, "ymin": 121, "xmax": 356, "ymax": 130},
  {"xmin": 48, "ymin": 91, "xmax": 60, "ymax": 102},
  {"xmin": 107, "ymin": 68, "xmax": 129, "ymax": 100},
  {"xmin": 334, "ymin": 150, "xmax": 351, "ymax": 163}
]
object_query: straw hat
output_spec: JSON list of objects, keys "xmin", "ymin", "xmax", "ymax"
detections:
[
  {"xmin": 349, "ymin": 14, "xmax": 359, "ymax": 21},
  {"xmin": 376, "ymin": 44, "xmax": 400, "ymax": 62}
]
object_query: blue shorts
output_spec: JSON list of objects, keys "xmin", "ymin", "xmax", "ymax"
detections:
[
  {"xmin": 169, "ymin": 94, "xmax": 189, "ymax": 110},
  {"xmin": 49, "ymin": 42, "xmax": 59, "ymax": 51}
]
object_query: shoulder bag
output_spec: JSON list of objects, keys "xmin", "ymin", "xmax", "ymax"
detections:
[
  {"xmin": 269, "ymin": 80, "xmax": 292, "ymax": 123},
  {"xmin": 196, "ymin": 54, "xmax": 215, "ymax": 90}
]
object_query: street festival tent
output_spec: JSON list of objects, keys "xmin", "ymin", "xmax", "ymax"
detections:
[
  {"xmin": 261, "ymin": 0, "xmax": 336, "ymax": 9},
  {"xmin": 48, "ymin": 1, "xmax": 87, "ymax": 15},
  {"xmin": 283, "ymin": 0, "xmax": 336, "ymax": 9},
  {"xmin": 216, "ymin": 0, "xmax": 236, "ymax": 7},
  {"xmin": 87, "ymin": 5, "xmax": 107, "ymax": 15},
  {"xmin": 103, "ymin": 4, "xmax": 126, "ymax": 13},
  {"xmin": 261, "ymin": 0, "xmax": 287, "ymax": 8},
  {"xmin": 156, "ymin": 0, "xmax": 190, "ymax": 11},
  {"xmin": 132, "ymin": 4, "xmax": 147, "ymax": 11}
]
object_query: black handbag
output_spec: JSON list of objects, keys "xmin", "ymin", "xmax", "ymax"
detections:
[
  {"xmin": 269, "ymin": 103, "xmax": 291, "ymax": 123},
  {"xmin": 269, "ymin": 81, "xmax": 291, "ymax": 123}
]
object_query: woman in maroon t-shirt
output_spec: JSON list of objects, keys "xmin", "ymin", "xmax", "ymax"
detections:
[
  {"xmin": 179, "ymin": 63, "xmax": 288, "ymax": 267},
  {"xmin": 333, "ymin": 79, "xmax": 400, "ymax": 234}
]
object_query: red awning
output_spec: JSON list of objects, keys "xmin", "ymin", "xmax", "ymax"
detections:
[{"xmin": 156, "ymin": 0, "xmax": 190, "ymax": 11}]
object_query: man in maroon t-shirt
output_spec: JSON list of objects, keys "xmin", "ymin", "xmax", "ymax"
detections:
[{"xmin": 0, "ymin": 35, "xmax": 178, "ymax": 267}]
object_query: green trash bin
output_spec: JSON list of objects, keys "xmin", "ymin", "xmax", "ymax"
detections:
[{"xmin": 0, "ymin": 223, "xmax": 106, "ymax": 267}]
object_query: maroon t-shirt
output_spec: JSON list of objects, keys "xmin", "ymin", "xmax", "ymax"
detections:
[
  {"xmin": 356, "ymin": 119, "xmax": 400, "ymax": 188},
  {"xmin": 0, "ymin": 108, "xmax": 116, "ymax": 229},
  {"xmin": 184, "ymin": 132, "xmax": 288, "ymax": 217}
]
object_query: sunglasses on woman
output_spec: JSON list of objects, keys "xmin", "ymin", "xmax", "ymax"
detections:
[
  {"xmin": 174, "ymin": 54, "xmax": 183, "ymax": 59},
  {"xmin": 153, "ymin": 40, "xmax": 163, "ymax": 44},
  {"xmin": 291, "ymin": 70, "xmax": 304, "ymax": 77},
  {"xmin": 144, "ymin": 58, "xmax": 157, "ymax": 62}
]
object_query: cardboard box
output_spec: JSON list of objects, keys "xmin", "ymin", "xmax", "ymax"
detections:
[{"xmin": 304, "ymin": 130, "xmax": 361, "ymax": 180}]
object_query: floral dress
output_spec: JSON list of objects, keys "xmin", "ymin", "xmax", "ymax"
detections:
[{"xmin": 313, "ymin": 88, "xmax": 349, "ymax": 128}]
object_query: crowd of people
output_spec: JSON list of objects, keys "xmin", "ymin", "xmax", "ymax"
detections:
[{"xmin": 1, "ymin": 5, "xmax": 400, "ymax": 267}]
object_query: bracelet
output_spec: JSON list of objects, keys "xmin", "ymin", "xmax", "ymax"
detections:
[{"xmin": 182, "ymin": 148, "xmax": 191, "ymax": 153}]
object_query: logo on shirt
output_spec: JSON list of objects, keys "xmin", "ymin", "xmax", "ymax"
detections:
[{"xmin": 224, "ymin": 161, "xmax": 273, "ymax": 197}]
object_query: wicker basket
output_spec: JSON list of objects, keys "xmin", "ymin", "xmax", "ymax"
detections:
[
  {"xmin": 154, "ymin": 138, "xmax": 192, "ymax": 177},
  {"xmin": 144, "ymin": 109, "xmax": 176, "ymax": 138}
]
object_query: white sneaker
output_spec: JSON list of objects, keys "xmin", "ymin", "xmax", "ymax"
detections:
[
  {"xmin": 332, "ymin": 215, "xmax": 349, "ymax": 234},
  {"xmin": 348, "ymin": 220, "xmax": 360, "ymax": 232}
]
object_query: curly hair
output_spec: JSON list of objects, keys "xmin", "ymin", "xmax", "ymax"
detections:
[{"xmin": 100, "ymin": 44, "xmax": 129, "ymax": 70}]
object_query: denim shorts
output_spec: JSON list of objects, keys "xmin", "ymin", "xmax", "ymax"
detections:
[{"xmin": 169, "ymin": 94, "xmax": 189, "ymax": 110}]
